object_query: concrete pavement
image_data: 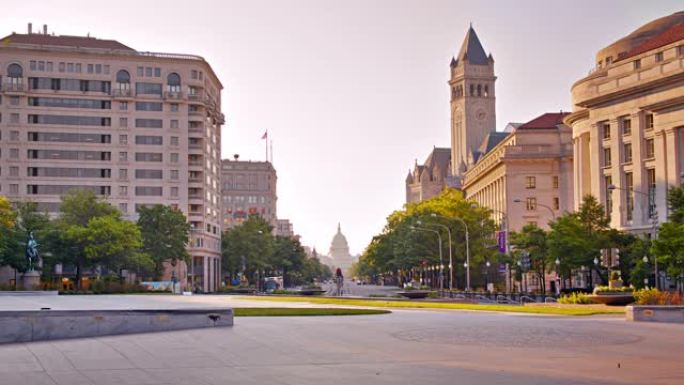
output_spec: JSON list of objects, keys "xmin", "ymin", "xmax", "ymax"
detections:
[{"xmin": 0, "ymin": 294, "xmax": 682, "ymax": 384}]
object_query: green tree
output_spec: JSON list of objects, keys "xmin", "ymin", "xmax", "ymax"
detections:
[
  {"xmin": 0, "ymin": 197, "xmax": 18, "ymax": 273},
  {"xmin": 651, "ymin": 186, "xmax": 684, "ymax": 289},
  {"xmin": 222, "ymin": 216, "xmax": 274, "ymax": 285},
  {"xmin": 50, "ymin": 190, "xmax": 123, "ymax": 287},
  {"xmin": 510, "ymin": 224, "xmax": 551, "ymax": 294},
  {"xmin": 548, "ymin": 195, "xmax": 612, "ymax": 287},
  {"xmin": 137, "ymin": 205, "xmax": 191, "ymax": 280}
]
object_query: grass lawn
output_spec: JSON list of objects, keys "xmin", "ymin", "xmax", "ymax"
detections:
[
  {"xmin": 233, "ymin": 307, "xmax": 391, "ymax": 317},
  {"xmin": 236, "ymin": 296, "xmax": 625, "ymax": 316}
]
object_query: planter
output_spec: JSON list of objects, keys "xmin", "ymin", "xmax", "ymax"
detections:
[
  {"xmin": 297, "ymin": 289, "xmax": 326, "ymax": 296},
  {"xmin": 589, "ymin": 293, "xmax": 634, "ymax": 306},
  {"xmin": 627, "ymin": 305, "xmax": 684, "ymax": 323},
  {"xmin": 397, "ymin": 291, "xmax": 432, "ymax": 299}
]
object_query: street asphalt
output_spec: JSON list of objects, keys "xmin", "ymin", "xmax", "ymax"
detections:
[{"xmin": 0, "ymin": 294, "xmax": 681, "ymax": 385}]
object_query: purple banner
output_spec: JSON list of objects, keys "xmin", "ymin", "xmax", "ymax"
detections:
[{"xmin": 498, "ymin": 231, "xmax": 506, "ymax": 254}]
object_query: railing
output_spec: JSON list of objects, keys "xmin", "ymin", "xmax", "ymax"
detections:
[
  {"xmin": 138, "ymin": 51, "xmax": 206, "ymax": 62},
  {"xmin": 188, "ymin": 143, "xmax": 203, "ymax": 149},
  {"xmin": 164, "ymin": 91, "xmax": 184, "ymax": 100},
  {"xmin": 188, "ymin": 160, "xmax": 203, "ymax": 166},
  {"xmin": 437, "ymin": 291, "xmax": 558, "ymax": 304},
  {"xmin": 187, "ymin": 93, "xmax": 203, "ymax": 102},
  {"xmin": 2, "ymin": 83, "xmax": 25, "ymax": 92},
  {"xmin": 112, "ymin": 89, "xmax": 132, "ymax": 98}
]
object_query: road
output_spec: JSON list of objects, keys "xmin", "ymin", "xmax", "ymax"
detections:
[{"xmin": 0, "ymin": 294, "xmax": 681, "ymax": 384}]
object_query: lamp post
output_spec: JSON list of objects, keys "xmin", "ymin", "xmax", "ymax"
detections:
[
  {"xmin": 643, "ymin": 255, "xmax": 651, "ymax": 288},
  {"xmin": 484, "ymin": 260, "xmax": 491, "ymax": 292},
  {"xmin": 433, "ymin": 215, "xmax": 471, "ymax": 292},
  {"xmin": 555, "ymin": 257, "xmax": 561, "ymax": 294},
  {"xmin": 410, "ymin": 225, "xmax": 444, "ymax": 290},
  {"xmin": 423, "ymin": 216, "xmax": 454, "ymax": 290},
  {"xmin": 607, "ymin": 184, "xmax": 659, "ymax": 289}
]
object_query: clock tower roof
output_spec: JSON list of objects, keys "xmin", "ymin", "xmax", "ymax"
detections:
[{"xmin": 453, "ymin": 25, "xmax": 489, "ymax": 66}]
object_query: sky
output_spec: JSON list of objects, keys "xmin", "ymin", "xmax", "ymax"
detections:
[{"xmin": 2, "ymin": 0, "xmax": 682, "ymax": 254}]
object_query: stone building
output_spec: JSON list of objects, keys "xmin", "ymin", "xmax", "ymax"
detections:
[
  {"xmin": 327, "ymin": 223, "xmax": 355, "ymax": 275},
  {"xmin": 220, "ymin": 157, "xmax": 277, "ymax": 229},
  {"xmin": 275, "ymin": 218, "xmax": 294, "ymax": 238},
  {"xmin": 0, "ymin": 26, "xmax": 224, "ymax": 292},
  {"xmin": 462, "ymin": 113, "xmax": 574, "ymax": 231},
  {"xmin": 449, "ymin": 25, "xmax": 497, "ymax": 187},
  {"xmin": 565, "ymin": 11, "xmax": 684, "ymax": 234},
  {"xmin": 405, "ymin": 147, "xmax": 453, "ymax": 203}
]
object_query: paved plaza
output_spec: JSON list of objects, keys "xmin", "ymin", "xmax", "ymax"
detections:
[{"xmin": 0, "ymin": 295, "xmax": 682, "ymax": 384}]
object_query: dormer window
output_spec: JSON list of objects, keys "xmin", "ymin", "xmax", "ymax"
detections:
[
  {"xmin": 633, "ymin": 59, "xmax": 641, "ymax": 70},
  {"xmin": 167, "ymin": 73, "xmax": 181, "ymax": 93},
  {"xmin": 655, "ymin": 52, "xmax": 663, "ymax": 62}
]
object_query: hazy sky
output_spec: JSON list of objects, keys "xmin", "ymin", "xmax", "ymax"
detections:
[{"xmin": 2, "ymin": 1, "xmax": 682, "ymax": 254}]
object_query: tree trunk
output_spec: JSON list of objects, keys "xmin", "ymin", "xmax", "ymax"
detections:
[{"xmin": 75, "ymin": 261, "xmax": 82, "ymax": 290}]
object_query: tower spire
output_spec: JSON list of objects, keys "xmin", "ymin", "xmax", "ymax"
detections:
[{"xmin": 456, "ymin": 25, "xmax": 488, "ymax": 65}]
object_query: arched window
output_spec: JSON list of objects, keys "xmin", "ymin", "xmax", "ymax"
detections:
[
  {"xmin": 477, "ymin": 84, "xmax": 482, "ymax": 97},
  {"xmin": 470, "ymin": 84, "xmax": 474, "ymax": 96},
  {"xmin": 116, "ymin": 70, "xmax": 130, "ymax": 83},
  {"xmin": 167, "ymin": 73, "xmax": 181, "ymax": 92},
  {"xmin": 484, "ymin": 85, "xmax": 489, "ymax": 97},
  {"xmin": 7, "ymin": 63, "xmax": 23, "ymax": 78}
]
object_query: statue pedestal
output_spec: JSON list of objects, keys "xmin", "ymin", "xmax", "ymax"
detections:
[{"xmin": 21, "ymin": 271, "xmax": 41, "ymax": 290}]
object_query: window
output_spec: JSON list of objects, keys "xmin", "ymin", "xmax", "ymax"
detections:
[
  {"xmin": 9, "ymin": 96, "xmax": 19, "ymax": 106},
  {"xmin": 170, "ymin": 170, "xmax": 179, "ymax": 180},
  {"xmin": 602, "ymin": 123, "xmax": 610, "ymax": 139},
  {"xmin": 137, "ymin": 67, "xmax": 143, "ymax": 76},
  {"xmin": 135, "ymin": 82, "xmax": 162, "ymax": 96},
  {"xmin": 191, "ymin": 70, "xmax": 198, "ymax": 79},
  {"xmin": 603, "ymin": 147, "xmax": 612, "ymax": 167},
  {"xmin": 135, "ymin": 135, "xmax": 163, "ymax": 145},
  {"xmin": 625, "ymin": 172, "xmax": 634, "ymax": 221},
  {"xmin": 484, "ymin": 85, "xmax": 489, "ymax": 97},
  {"xmin": 119, "ymin": 186, "xmax": 128, "ymax": 196},
  {"xmin": 170, "ymin": 103, "xmax": 179, "ymax": 112},
  {"xmin": 135, "ymin": 169, "xmax": 163, "ymax": 179},
  {"xmin": 645, "ymin": 138, "xmax": 655, "ymax": 158},
  {"xmin": 135, "ymin": 119, "xmax": 163, "ymax": 128},
  {"xmin": 28, "ymin": 114, "xmax": 110, "ymax": 126},
  {"xmin": 622, "ymin": 118, "xmax": 631, "ymax": 136},
  {"xmin": 552, "ymin": 176, "xmax": 559, "ymax": 189},
  {"xmin": 7, "ymin": 63, "xmax": 23, "ymax": 78},
  {"xmin": 170, "ymin": 153, "xmax": 179, "ymax": 163},
  {"xmin": 87, "ymin": 64, "xmax": 94, "ymax": 73},
  {"xmin": 119, "ymin": 169, "xmax": 127, "ymax": 179},
  {"xmin": 135, "ymin": 102, "xmax": 162, "ymax": 111},
  {"xmin": 10, "ymin": 167, "xmax": 18, "ymax": 176},
  {"xmin": 119, "ymin": 118, "xmax": 128, "ymax": 128},
  {"xmin": 647, "ymin": 168, "xmax": 656, "ymax": 218},
  {"xmin": 10, "ymin": 185, "xmax": 19, "ymax": 195},
  {"xmin": 119, "ymin": 152, "xmax": 128, "ymax": 161},
  {"xmin": 10, "ymin": 149, "xmax": 19, "ymax": 159},
  {"xmin": 623, "ymin": 143, "xmax": 632, "ymax": 163},
  {"xmin": 170, "ymin": 120, "xmax": 179, "ymax": 129},
  {"xmin": 553, "ymin": 197, "xmax": 560, "ymax": 210},
  {"xmin": 135, "ymin": 186, "xmax": 162, "ymax": 196},
  {"xmin": 154, "ymin": 67, "xmax": 161, "ymax": 77},
  {"xmin": 634, "ymin": 59, "xmax": 641, "ymax": 70},
  {"xmin": 10, "ymin": 131, "xmax": 19, "ymax": 141},
  {"xmin": 469, "ymin": 84, "xmax": 474, "ymax": 96},
  {"xmin": 655, "ymin": 52, "xmax": 663, "ymax": 62},
  {"xmin": 28, "ymin": 97, "xmax": 110, "ymax": 109},
  {"xmin": 58, "ymin": 62, "xmax": 65, "ymax": 72},
  {"xmin": 526, "ymin": 197, "xmax": 537, "ymax": 211},
  {"xmin": 135, "ymin": 152, "xmax": 163, "ymax": 162},
  {"xmin": 167, "ymin": 73, "xmax": 181, "ymax": 92},
  {"xmin": 645, "ymin": 113, "xmax": 654, "ymax": 130},
  {"xmin": 119, "ymin": 135, "xmax": 127, "ymax": 145},
  {"xmin": 10, "ymin": 113, "xmax": 19, "ymax": 124},
  {"xmin": 679, "ymin": 45, "xmax": 684, "ymax": 57},
  {"xmin": 171, "ymin": 187, "xmax": 179, "ymax": 197},
  {"xmin": 605, "ymin": 175, "xmax": 613, "ymax": 215},
  {"xmin": 170, "ymin": 136, "xmax": 179, "ymax": 146},
  {"xmin": 477, "ymin": 84, "xmax": 482, "ymax": 97},
  {"xmin": 119, "ymin": 203, "xmax": 128, "ymax": 213},
  {"xmin": 145, "ymin": 67, "xmax": 153, "ymax": 77},
  {"xmin": 525, "ymin": 176, "xmax": 536, "ymax": 189}
]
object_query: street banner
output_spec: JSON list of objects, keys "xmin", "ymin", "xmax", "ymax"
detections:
[{"xmin": 498, "ymin": 230, "xmax": 506, "ymax": 253}]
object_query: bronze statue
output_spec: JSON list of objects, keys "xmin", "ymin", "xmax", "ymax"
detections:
[{"xmin": 25, "ymin": 232, "xmax": 39, "ymax": 272}]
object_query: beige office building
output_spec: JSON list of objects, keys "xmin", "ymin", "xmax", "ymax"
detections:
[
  {"xmin": 220, "ymin": 157, "xmax": 277, "ymax": 229},
  {"xmin": 0, "ymin": 26, "xmax": 224, "ymax": 292},
  {"xmin": 565, "ymin": 12, "xmax": 684, "ymax": 234},
  {"xmin": 462, "ymin": 114, "xmax": 574, "ymax": 231}
]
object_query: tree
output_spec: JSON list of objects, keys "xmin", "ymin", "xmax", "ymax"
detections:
[
  {"xmin": 137, "ymin": 205, "xmax": 191, "ymax": 280},
  {"xmin": 548, "ymin": 195, "xmax": 612, "ymax": 287},
  {"xmin": 86, "ymin": 214, "xmax": 146, "ymax": 274},
  {"xmin": 651, "ymin": 185, "xmax": 684, "ymax": 290},
  {"xmin": 0, "ymin": 197, "xmax": 18, "ymax": 273},
  {"xmin": 222, "ymin": 216, "xmax": 274, "ymax": 285},
  {"xmin": 357, "ymin": 188, "xmax": 497, "ymax": 289},
  {"xmin": 50, "ymin": 190, "xmax": 123, "ymax": 287},
  {"xmin": 667, "ymin": 185, "xmax": 684, "ymax": 224},
  {"xmin": 510, "ymin": 224, "xmax": 551, "ymax": 294}
]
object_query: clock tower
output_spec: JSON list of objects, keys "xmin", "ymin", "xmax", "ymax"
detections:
[{"xmin": 449, "ymin": 25, "xmax": 496, "ymax": 186}]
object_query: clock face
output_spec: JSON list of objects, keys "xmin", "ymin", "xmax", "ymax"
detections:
[{"xmin": 476, "ymin": 109, "xmax": 486, "ymax": 121}]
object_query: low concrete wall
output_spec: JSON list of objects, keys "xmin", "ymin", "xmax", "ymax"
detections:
[
  {"xmin": 0, "ymin": 291, "xmax": 58, "ymax": 296},
  {"xmin": 626, "ymin": 305, "xmax": 684, "ymax": 323},
  {"xmin": 0, "ymin": 308, "xmax": 233, "ymax": 343}
]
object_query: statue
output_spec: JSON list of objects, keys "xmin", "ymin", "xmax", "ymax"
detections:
[{"xmin": 25, "ymin": 231, "xmax": 39, "ymax": 272}]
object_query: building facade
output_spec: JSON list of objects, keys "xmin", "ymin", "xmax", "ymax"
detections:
[
  {"xmin": 0, "ymin": 27, "xmax": 224, "ymax": 292},
  {"xmin": 405, "ymin": 147, "xmax": 452, "ymax": 203},
  {"xmin": 462, "ymin": 113, "xmax": 574, "ymax": 231},
  {"xmin": 275, "ymin": 219, "xmax": 294, "ymax": 237},
  {"xmin": 565, "ymin": 12, "xmax": 684, "ymax": 234},
  {"xmin": 220, "ymin": 157, "xmax": 277, "ymax": 229}
]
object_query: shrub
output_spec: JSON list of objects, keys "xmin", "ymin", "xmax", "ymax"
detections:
[
  {"xmin": 558, "ymin": 292, "xmax": 596, "ymax": 305},
  {"xmin": 592, "ymin": 286, "xmax": 634, "ymax": 295},
  {"xmin": 634, "ymin": 289, "xmax": 684, "ymax": 305}
]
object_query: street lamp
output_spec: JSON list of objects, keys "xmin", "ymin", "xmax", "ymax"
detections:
[
  {"xmin": 607, "ymin": 183, "xmax": 659, "ymax": 289},
  {"xmin": 410, "ymin": 225, "xmax": 444, "ymax": 290},
  {"xmin": 484, "ymin": 260, "xmax": 491, "ymax": 292},
  {"xmin": 555, "ymin": 257, "xmax": 561, "ymax": 294},
  {"xmin": 423, "ymin": 215, "xmax": 454, "ymax": 290},
  {"xmin": 643, "ymin": 255, "xmax": 651, "ymax": 288},
  {"xmin": 430, "ymin": 215, "xmax": 471, "ymax": 291}
]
